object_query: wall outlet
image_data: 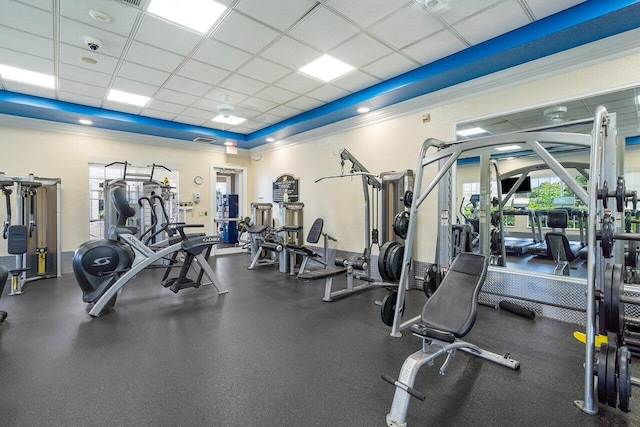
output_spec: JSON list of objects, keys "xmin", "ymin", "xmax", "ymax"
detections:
[{"xmin": 199, "ymin": 211, "xmax": 204, "ymax": 217}]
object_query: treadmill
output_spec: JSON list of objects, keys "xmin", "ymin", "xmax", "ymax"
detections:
[{"xmin": 503, "ymin": 209, "xmax": 539, "ymax": 255}]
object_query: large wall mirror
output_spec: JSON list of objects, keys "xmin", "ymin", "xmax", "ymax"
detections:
[{"xmin": 454, "ymin": 86, "xmax": 640, "ymax": 278}]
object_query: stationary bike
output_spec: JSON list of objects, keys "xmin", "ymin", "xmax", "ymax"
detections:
[{"xmin": 73, "ymin": 187, "xmax": 228, "ymax": 317}]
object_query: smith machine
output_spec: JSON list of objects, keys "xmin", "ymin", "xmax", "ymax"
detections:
[
  {"xmin": 380, "ymin": 106, "xmax": 640, "ymax": 423},
  {"xmin": 0, "ymin": 172, "xmax": 61, "ymax": 295}
]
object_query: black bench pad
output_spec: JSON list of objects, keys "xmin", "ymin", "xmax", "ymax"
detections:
[{"xmin": 410, "ymin": 323, "xmax": 456, "ymax": 343}]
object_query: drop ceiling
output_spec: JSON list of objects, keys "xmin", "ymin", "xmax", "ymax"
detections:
[{"xmin": 0, "ymin": 0, "xmax": 639, "ymax": 149}]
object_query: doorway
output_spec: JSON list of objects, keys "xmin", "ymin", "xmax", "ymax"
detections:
[{"xmin": 210, "ymin": 164, "xmax": 247, "ymax": 255}]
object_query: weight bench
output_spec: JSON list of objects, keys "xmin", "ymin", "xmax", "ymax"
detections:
[
  {"xmin": 382, "ymin": 253, "xmax": 520, "ymax": 427},
  {"xmin": 247, "ymin": 226, "xmax": 284, "ymax": 270},
  {"xmin": 286, "ymin": 218, "xmax": 338, "ymax": 277}
]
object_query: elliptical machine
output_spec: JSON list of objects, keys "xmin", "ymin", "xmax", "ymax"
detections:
[{"xmin": 74, "ymin": 187, "xmax": 228, "ymax": 316}]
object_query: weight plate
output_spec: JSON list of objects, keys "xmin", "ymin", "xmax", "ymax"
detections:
[
  {"xmin": 606, "ymin": 343, "xmax": 618, "ymax": 408},
  {"xmin": 626, "ymin": 241, "xmax": 638, "ymax": 269},
  {"xmin": 600, "ymin": 180, "xmax": 609, "ymax": 209},
  {"xmin": 604, "ymin": 264, "xmax": 615, "ymax": 334},
  {"xmin": 612, "ymin": 264, "xmax": 624, "ymax": 340},
  {"xmin": 424, "ymin": 264, "xmax": 438, "ymax": 298},
  {"xmin": 601, "ymin": 214, "xmax": 615, "ymax": 259},
  {"xmin": 378, "ymin": 242, "xmax": 397, "ymax": 283},
  {"xmin": 403, "ymin": 190, "xmax": 413, "ymax": 209},
  {"xmin": 616, "ymin": 176, "xmax": 626, "ymax": 213},
  {"xmin": 388, "ymin": 244, "xmax": 405, "ymax": 283},
  {"xmin": 597, "ymin": 343, "xmax": 609, "ymax": 405},
  {"xmin": 393, "ymin": 211, "xmax": 410, "ymax": 240},
  {"xmin": 618, "ymin": 346, "xmax": 632, "ymax": 412},
  {"xmin": 381, "ymin": 291, "xmax": 405, "ymax": 327}
]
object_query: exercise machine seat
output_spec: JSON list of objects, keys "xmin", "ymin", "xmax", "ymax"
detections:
[
  {"xmin": 111, "ymin": 187, "xmax": 137, "ymax": 226},
  {"xmin": 545, "ymin": 232, "xmax": 578, "ymax": 263},
  {"xmin": 411, "ymin": 252, "xmax": 488, "ymax": 342},
  {"xmin": 307, "ymin": 218, "xmax": 324, "ymax": 244}
]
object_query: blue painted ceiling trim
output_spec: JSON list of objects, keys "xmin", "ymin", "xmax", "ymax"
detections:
[{"xmin": 0, "ymin": 1, "xmax": 638, "ymax": 149}]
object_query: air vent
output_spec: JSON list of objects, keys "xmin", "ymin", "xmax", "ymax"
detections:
[
  {"xmin": 116, "ymin": 0, "xmax": 143, "ymax": 8},
  {"xmin": 193, "ymin": 137, "xmax": 216, "ymax": 144}
]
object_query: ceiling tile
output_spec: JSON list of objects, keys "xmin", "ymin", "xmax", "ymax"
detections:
[
  {"xmin": 0, "ymin": 47, "xmax": 54, "ymax": 74},
  {"xmin": 58, "ymin": 79, "xmax": 107, "ymax": 99},
  {"xmin": 454, "ymin": 0, "xmax": 530, "ymax": 45},
  {"xmin": 0, "ymin": 1, "xmax": 52, "ymax": 38},
  {"xmin": 327, "ymin": 0, "xmax": 406, "ymax": 28},
  {"xmin": 155, "ymin": 88, "xmax": 199, "ymax": 106},
  {"xmin": 58, "ymin": 63, "xmax": 112, "ymax": 88},
  {"xmin": 403, "ymin": 30, "xmax": 468, "ymax": 65},
  {"xmin": 180, "ymin": 107, "xmax": 215, "ymax": 120},
  {"xmin": 260, "ymin": 36, "xmax": 322, "ymax": 70},
  {"xmin": 0, "ymin": 26, "xmax": 53, "ymax": 60},
  {"xmin": 525, "ymin": 0, "xmax": 586, "ymax": 20},
  {"xmin": 58, "ymin": 43, "xmax": 119, "ymax": 75},
  {"xmin": 331, "ymin": 70, "xmax": 381, "ymax": 92},
  {"xmin": 172, "ymin": 115, "xmax": 207, "ymax": 126},
  {"xmin": 238, "ymin": 97, "xmax": 279, "ymax": 112},
  {"xmin": 227, "ymin": 124, "xmax": 260, "ymax": 133},
  {"xmin": 212, "ymin": 12, "xmax": 280, "ymax": 54},
  {"xmin": 286, "ymin": 96, "xmax": 324, "ymax": 111},
  {"xmin": 330, "ymin": 34, "xmax": 393, "ymax": 68},
  {"xmin": 59, "ymin": 0, "xmax": 140, "ymax": 37},
  {"xmin": 57, "ymin": 91, "xmax": 103, "ymax": 108},
  {"xmin": 3, "ymin": 81, "xmax": 55, "ymax": 98},
  {"xmin": 102, "ymin": 101, "xmax": 143, "ymax": 114},
  {"xmin": 363, "ymin": 53, "xmax": 418, "ymax": 80},
  {"xmin": 125, "ymin": 41, "xmax": 184, "ymax": 73},
  {"xmin": 117, "ymin": 61, "xmax": 170, "ymax": 87},
  {"xmin": 178, "ymin": 60, "xmax": 229, "ymax": 85},
  {"xmin": 289, "ymin": 7, "xmax": 359, "ymax": 51},
  {"xmin": 141, "ymin": 109, "xmax": 178, "ymax": 121},
  {"xmin": 191, "ymin": 97, "xmax": 221, "ymax": 111},
  {"xmin": 16, "ymin": 0, "xmax": 52, "ymax": 12},
  {"xmin": 255, "ymin": 86, "xmax": 298, "ymax": 104},
  {"xmin": 237, "ymin": 57, "xmax": 291, "ymax": 84},
  {"xmin": 268, "ymin": 104, "xmax": 303, "ymax": 119},
  {"xmin": 252, "ymin": 113, "xmax": 284, "ymax": 125},
  {"xmin": 274, "ymin": 73, "xmax": 323, "ymax": 94},
  {"xmin": 431, "ymin": 0, "xmax": 505, "ymax": 26},
  {"xmin": 369, "ymin": 3, "xmax": 443, "ymax": 49},
  {"xmin": 205, "ymin": 88, "xmax": 249, "ymax": 105},
  {"xmin": 146, "ymin": 99, "xmax": 186, "ymax": 114},
  {"xmin": 219, "ymin": 74, "xmax": 268, "ymax": 96},
  {"xmin": 235, "ymin": 0, "xmax": 317, "ymax": 31},
  {"xmin": 59, "ymin": 17, "xmax": 128, "ymax": 59},
  {"xmin": 306, "ymin": 85, "xmax": 351, "ymax": 103},
  {"xmin": 111, "ymin": 77, "xmax": 158, "ymax": 97},
  {"xmin": 193, "ymin": 39, "xmax": 252, "ymax": 71},
  {"xmin": 134, "ymin": 15, "xmax": 203, "ymax": 56},
  {"xmin": 165, "ymin": 75, "xmax": 213, "ymax": 97}
]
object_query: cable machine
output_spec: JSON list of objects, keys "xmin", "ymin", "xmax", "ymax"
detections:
[{"xmin": 0, "ymin": 172, "xmax": 61, "ymax": 294}]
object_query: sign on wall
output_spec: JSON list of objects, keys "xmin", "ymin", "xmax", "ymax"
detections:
[{"xmin": 273, "ymin": 174, "xmax": 299, "ymax": 202}]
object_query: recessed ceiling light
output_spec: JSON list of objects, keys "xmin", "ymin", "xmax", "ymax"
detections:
[
  {"xmin": 636, "ymin": 95, "xmax": 640, "ymax": 104},
  {"xmin": 89, "ymin": 10, "xmax": 111, "ymax": 23},
  {"xmin": 299, "ymin": 55, "xmax": 355, "ymax": 82},
  {"xmin": 266, "ymin": 137, "xmax": 276, "ymax": 142},
  {"xmin": 357, "ymin": 107, "xmax": 370, "ymax": 114},
  {"xmin": 78, "ymin": 119, "xmax": 93, "ymax": 125},
  {"xmin": 212, "ymin": 114, "xmax": 246, "ymax": 125},
  {"xmin": 0, "ymin": 64, "xmax": 55, "ymax": 89},
  {"xmin": 495, "ymin": 145, "xmax": 522, "ymax": 152},
  {"xmin": 456, "ymin": 127, "xmax": 487, "ymax": 137},
  {"xmin": 147, "ymin": 0, "xmax": 227, "ymax": 34},
  {"xmin": 107, "ymin": 89, "xmax": 151, "ymax": 107},
  {"xmin": 80, "ymin": 57, "xmax": 98, "ymax": 65},
  {"xmin": 224, "ymin": 141, "xmax": 234, "ymax": 146}
]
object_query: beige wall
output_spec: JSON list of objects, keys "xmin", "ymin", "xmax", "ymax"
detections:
[
  {"xmin": 252, "ymin": 52, "xmax": 640, "ymax": 263},
  {"xmin": 0, "ymin": 127, "xmax": 249, "ymax": 255}
]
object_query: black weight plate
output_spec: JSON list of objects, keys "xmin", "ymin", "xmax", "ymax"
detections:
[
  {"xmin": 616, "ymin": 176, "xmax": 625, "ymax": 212},
  {"xmin": 378, "ymin": 242, "xmax": 397, "ymax": 283},
  {"xmin": 626, "ymin": 241, "xmax": 638, "ymax": 269},
  {"xmin": 606, "ymin": 343, "xmax": 618, "ymax": 408},
  {"xmin": 424, "ymin": 264, "xmax": 438, "ymax": 298},
  {"xmin": 381, "ymin": 291, "xmax": 404, "ymax": 327},
  {"xmin": 388, "ymin": 244, "xmax": 405, "ymax": 283},
  {"xmin": 403, "ymin": 190, "xmax": 413, "ymax": 209},
  {"xmin": 385, "ymin": 243, "xmax": 401, "ymax": 283},
  {"xmin": 618, "ymin": 346, "xmax": 632, "ymax": 412},
  {"xmin": 612, "ymin": 264, "xmax": 624, "ymax": 339},
  {"xmin": 597, "ymin": 343, "xmax": 609, "ymax": 405},
  {"xmin": 604, "ymin": 263, "xmax": 615, "ymax": 333}
]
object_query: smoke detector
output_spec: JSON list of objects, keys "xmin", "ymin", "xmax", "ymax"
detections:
[{"xmin": 543, "ymin": 106, "xmax": 568, "ymax": 121}]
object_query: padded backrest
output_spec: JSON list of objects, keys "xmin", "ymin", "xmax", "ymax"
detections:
[
  {"xmin": 0, "ymin": 265, "xmax": 8, "ymax": 296},
  {"xmin": 420, "ymin": 253, "xmax": 488, "ymax": 338},
  {"xmin": 111, "ymin": 187, "xmax": 137, "ymax": 226},
  {"xmin": 545, "ymin": 232, "xmax": 576, "ymax": 262},
  {"xmin": 547, "ymin": 209, "xmax": 568, "ymax": 229},
  {"xmin": 307, "ymin": 218, "xmax": 324, "ymax": 244}
]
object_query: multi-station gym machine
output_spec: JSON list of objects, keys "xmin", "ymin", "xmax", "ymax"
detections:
[{"xmin": 0, "ymin": 172, "xmax": 61, "ymax": 295}]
